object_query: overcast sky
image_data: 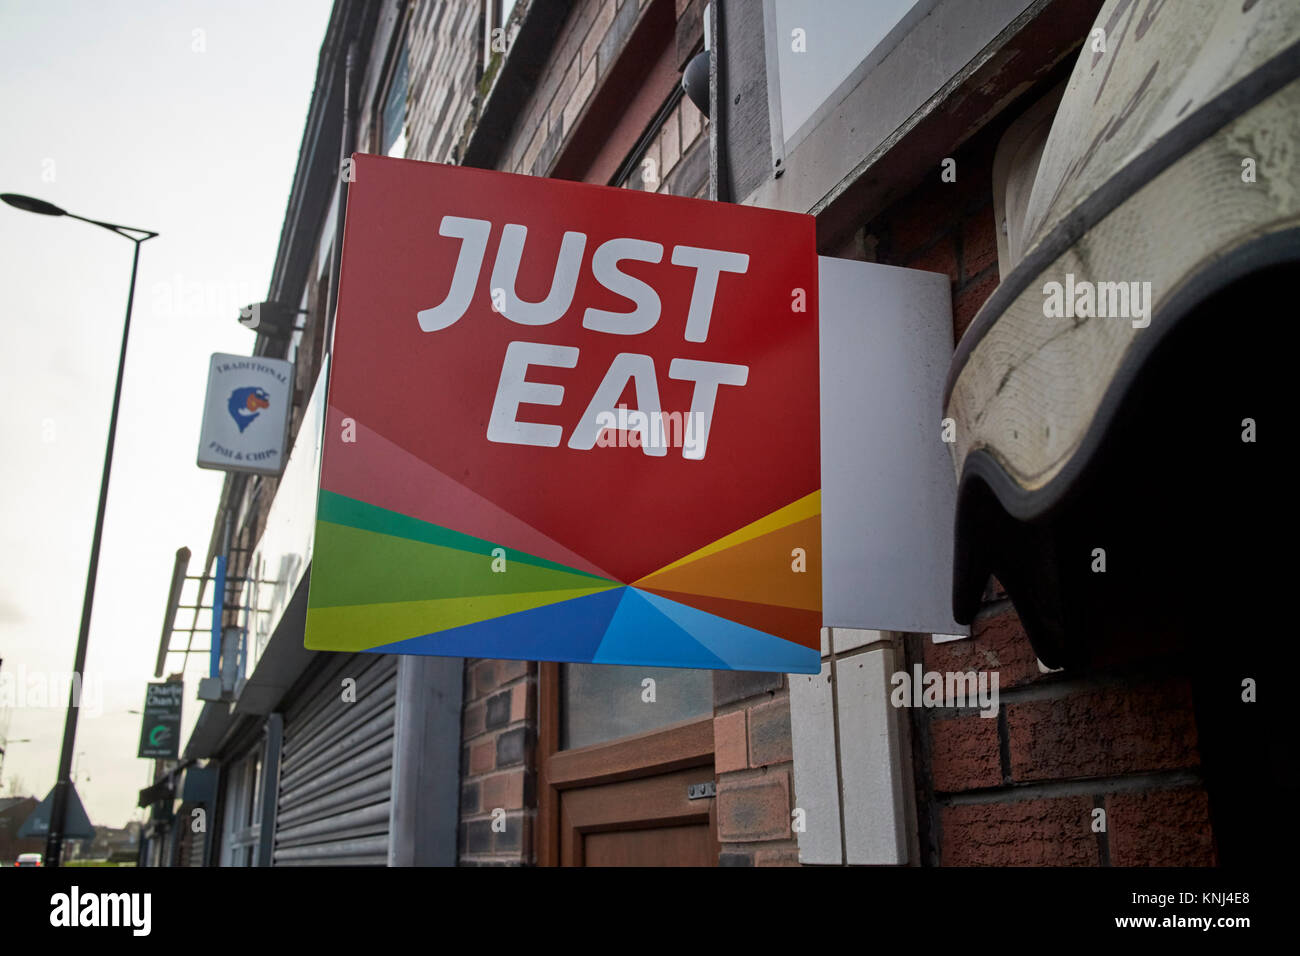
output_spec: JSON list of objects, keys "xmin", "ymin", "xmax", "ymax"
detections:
[{"xmin": 0, "ymin": 0, "xmax": 332, "ymax": 828}]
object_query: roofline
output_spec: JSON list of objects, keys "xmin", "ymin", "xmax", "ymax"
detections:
[{"xmin": 263, "ymin": 0, "xmax": 381, "ymax": 347}]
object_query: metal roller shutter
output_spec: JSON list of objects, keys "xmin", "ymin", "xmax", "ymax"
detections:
[{"xmin": 274, "ymin": 653, "xmax": 398, "ymax": 866}]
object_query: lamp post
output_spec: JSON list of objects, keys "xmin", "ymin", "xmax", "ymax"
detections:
[{"xmin": 1, "ymin": 193, "xmax": 158, "ymax": 867}]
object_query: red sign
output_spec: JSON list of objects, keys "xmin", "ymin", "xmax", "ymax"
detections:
[{"xmin": 306, "ymin": 154, "xmax": 821, "ymax": 673}]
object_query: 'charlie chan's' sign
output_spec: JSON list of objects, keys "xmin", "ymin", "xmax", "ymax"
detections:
[
  {"xmin": 137, "ymin": 680, "xmax": 183, "ymax": 760},
  {"xmin": 305, "ymin": 154, "xmax": 821, "ymax": 673}
]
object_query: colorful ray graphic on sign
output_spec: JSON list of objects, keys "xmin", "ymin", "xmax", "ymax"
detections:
[{"xmin": 305, "ymin": 154, "xmax": 820, "ymax": 673}]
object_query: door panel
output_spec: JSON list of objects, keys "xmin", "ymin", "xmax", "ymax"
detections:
[
  {"xmin": 584, "ymin": 825, "xmax": 716, "ymax": 867},
  {"xmin": 558, "ymin": 766, "xmax": 719, "ymax": 867},
  {"xmin": 538, "ymin": 662, "xmax": 719, "ymax": 866}
]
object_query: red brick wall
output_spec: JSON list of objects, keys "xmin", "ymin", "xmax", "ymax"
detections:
[
  {"xmin": 713, "ymin": 671, "xmax": 799, "ymax": 866},
  {"xmin": 860, "ymin": 119, "xmax": 1216, "ymax": 868}
]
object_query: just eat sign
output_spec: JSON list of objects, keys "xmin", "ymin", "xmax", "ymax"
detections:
[{"xmin": 305, "ymin": 153, "xmax": 821, "ymax": 673}]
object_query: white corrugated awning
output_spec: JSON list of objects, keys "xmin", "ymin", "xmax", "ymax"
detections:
[{"xmin": 943, "ymin": 0, "xmax": 1300, "ymax": 663}]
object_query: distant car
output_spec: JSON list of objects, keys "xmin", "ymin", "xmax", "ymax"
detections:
[{"xmin": 14, "ymin": 852, "xmax": 42, "ymax": 867}]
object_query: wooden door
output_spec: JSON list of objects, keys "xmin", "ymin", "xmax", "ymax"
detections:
[{"xmin": 536, "ymin": 662, "xmax": 720, "ymax": 866}]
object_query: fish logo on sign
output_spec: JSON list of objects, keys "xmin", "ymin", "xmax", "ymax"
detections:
[{"xmin": 228, "ymin": 386, "xmax": 270, "ymax": 432}]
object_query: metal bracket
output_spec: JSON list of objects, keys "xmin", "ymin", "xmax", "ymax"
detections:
[{"xmin": 687, "ymin": 781, "xmax": 716, "ymax": 800}]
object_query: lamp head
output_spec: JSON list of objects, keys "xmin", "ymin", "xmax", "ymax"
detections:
[{"xmin": 1, "ymin": 193, "xmax": 67, "ymax": 217}]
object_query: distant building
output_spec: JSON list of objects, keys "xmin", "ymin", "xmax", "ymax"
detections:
[{"xmin": 0, "ymin": 796, "xmax": 43, "ymax": 863}]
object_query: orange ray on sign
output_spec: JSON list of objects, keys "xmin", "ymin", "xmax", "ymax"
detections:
[{"xmin": 634, "ymin": 515, "xmax": 821, "ymax": 611}]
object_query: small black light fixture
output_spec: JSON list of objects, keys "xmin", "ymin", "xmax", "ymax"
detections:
[
  {"xmin": 682, "ymin": 50, "xmax": 710, "ymax": 117},
  {"xmin": 1, "ymin": 193, "xmax": 67, "ymax": 217}
]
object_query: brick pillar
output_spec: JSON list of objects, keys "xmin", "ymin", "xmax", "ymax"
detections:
[
  {"xmin": 713, "ymin": 671, "xmax": 800, "ymax": 866},
  {"xmin": 459, "ymin": 658, "xmax": 536, "ymax": 865}
]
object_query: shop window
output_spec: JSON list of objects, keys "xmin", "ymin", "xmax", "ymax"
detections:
[
  {"xmin": 286, "ymin": 285, "xmax": 308, "ymax": 367},
  {"xmin": 763, "ymin": 0, "xmax": 938, "ymax": 156},
  {"xmin": 560, "ymin": 662, "xmax": 713, "ymax": 750},
  {"xmin": 218, "ymin": 749, "xmax": 263, "ymax": 866},
  {"xmin": 380, "ymin": 32, "xmax": 409, "ymax": 158},
  {"xmin": 317, "ymin": 188, "xmax": 338, "ymax": 282},
  {"xmin": 614, "ymin": 95, "xmax": 709, "ymax": 198},
  {"xmin": 483, "ymin": 0, "xmax": 520, "ymax": 69}
]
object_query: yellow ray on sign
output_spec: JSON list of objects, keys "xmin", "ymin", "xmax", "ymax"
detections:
[{"xmin": 632, "ymin": 490, "xmax": 820, "ymax": 585}]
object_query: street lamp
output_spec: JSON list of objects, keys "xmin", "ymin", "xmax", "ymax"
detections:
[{"xmin": 1, "ymin": 192, "xmax": 158, "ymax": 867}]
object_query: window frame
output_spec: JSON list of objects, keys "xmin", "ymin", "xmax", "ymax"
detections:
[
  {"xmin": 482, "ymin": 0, "xmax": 521, "ymax": 72},
  {"xmin": 761, "ymin": 0, "xmax": 941, "ymax": 175},
  {"xmin": 376, "ymin": 13, "xmax": 411, "ymax": 158},
  {"xmin": 218, "ymin": 745, "xmax": 265, "ymax": 867}
]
